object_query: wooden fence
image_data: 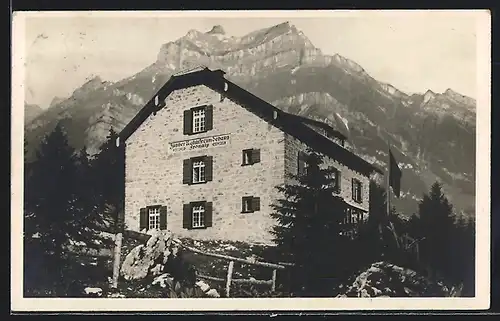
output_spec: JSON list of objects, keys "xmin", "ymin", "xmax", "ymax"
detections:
[
  {"xmin": 399, "ymin": 233, "xmax": 425, "ymax": 266},
  {"xmin": 121, "ymin": 230, "xmax": 288, "ymax": 297}
]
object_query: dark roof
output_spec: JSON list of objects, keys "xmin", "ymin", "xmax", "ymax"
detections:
[
  {"xmin": 285, "ymin": 114, "xmax": 347, "ymax": 141},
  {"xmin": 119, "ymin": 67, "xmax": 383, "ymax": 176}
]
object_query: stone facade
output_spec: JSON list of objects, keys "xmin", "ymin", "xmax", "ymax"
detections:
[
  {"xmin": 124, "ymin": 83, "xmax": 372, "ymax": 245},
  {"xmin": 125, "ymin": 84, "xmax": 285, "ymax": 245}
]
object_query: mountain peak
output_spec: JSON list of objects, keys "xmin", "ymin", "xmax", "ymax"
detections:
[
  {"xmin": 24, "ymin": 103, "xmax": 43, "ymax": 124},
  {"xmin": 444, "ymin": 88, "xmax": 459, "ymax": 96},
  {"xmin": 422, "ymin": 89, "xmax": 437, "ymax": 105},
  {"xmin": 49, "ymin": 96, "xmax": 65, "ymax": 108},
  {"xmin": 206, "ymin": 25, "xmax": 226, "ymax": 35},
  {"xmin": 443, "ymin": 88, "xmax": 475, "ymax": 106},
  {"xmin": 72, "ymin": 75, "xmax": 106, "ymax": 99},
  {"xmin": 380, "ymin": 82, "xmax": 408, "ymax": 98}
]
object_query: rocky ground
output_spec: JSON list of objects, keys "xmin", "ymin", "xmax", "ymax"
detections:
[
  {"xmin": 26, "ymin": 231, "xmax": 458, "ymax": 298},
  {"xmin": 336, "ymin": 262, "xmax": 460, "ymax": 298}
]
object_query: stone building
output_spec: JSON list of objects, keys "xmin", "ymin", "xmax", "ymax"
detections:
[{"xmin": 118, "ymin": 66, "xmax": 382, "ymax": 245}]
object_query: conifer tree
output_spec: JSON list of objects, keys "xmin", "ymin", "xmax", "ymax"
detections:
[
  {"xmin": 24, "ymin": 137, "xmax": 36, "ymax": 239},
  {"xmin": 24, "ymin": 123, "xmax": 82, "ymax": 292},
  {"xmin": 417, "ymin": 181, "xmax": 455, "ymax": 279},
  {"xmin": 270, "ymin": 150, "xmax": 349, "ymax": 296},
  {"xmin": 24, "ymin": 137, "xmax": 43, "ymax": 295},
  {"xmin": 366, "ymin": 180, "xmax": 386, "ymax": 255},
  {"xmin": 74, "ymin": 146, "xmax": 105, "ymax": 246},
  {"xmin": 461, "ymin": 216, "xmax": 475, "ymax": 296},
  {"xmin": 91, "ymin": 128, "xmax": 125, "ymax": 227},
  {"xmin": 449, "ymin": 214, "xmax": 475, "ymax": 296}
]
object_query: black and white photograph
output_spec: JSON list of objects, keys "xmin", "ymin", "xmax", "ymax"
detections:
[{"xmin": 11, "ymin": 10, "xmax": 491, "ymax": 311}]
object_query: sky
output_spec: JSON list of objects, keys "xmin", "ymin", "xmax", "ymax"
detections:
[{"xmin": 19, "ymin": 11, "xmax": 481, "ymax": 108}]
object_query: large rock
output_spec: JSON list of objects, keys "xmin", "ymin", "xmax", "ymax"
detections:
[
  {"xmin": 337, "ymin": 261, "xmax": 448, "ymax": 297},
  {"xmin": 120, "ymin": 230, "xmax": 180, "ymax": 281}
]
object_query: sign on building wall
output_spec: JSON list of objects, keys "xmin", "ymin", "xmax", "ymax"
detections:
[{"xmin": 169, "ymin": 133, "xmax": 231, "ymax": 153}]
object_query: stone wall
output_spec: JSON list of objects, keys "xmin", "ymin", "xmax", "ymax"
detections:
[
  {"xmin": 284, "ymin": 133, "xmax": 371, "ymax": 213},
  {"xmin": 124, "ymin": 84, "xmax": 285, "ymax": 245}
]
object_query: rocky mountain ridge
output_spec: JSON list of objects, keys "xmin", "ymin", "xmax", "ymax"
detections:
[
  {"xmin": 24, "ymin": 21, "xmax": 476, "ymax": 217},
  {"xmin": 24, "ymin": 103, "xmax": 43, "ymax": 124}
]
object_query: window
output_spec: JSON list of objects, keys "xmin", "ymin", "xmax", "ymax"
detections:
[
  {"xmin": 183, "ymin": 201, "xmax": 213, "ymax": 229},
  {"xmin": 192, "ymin": 107, "xmax": 206, "ymax": 133},
  {"xmin": 192, "ymin": 159, "xmax": 206, "ymax": 183},
  {"xmin": 241, "ymin": 196, "xmax": 260, "ymax": 213},
  {"xmin": 331, "ymin": 168, "xmax": 341, "ymax": 192},
  {"xmin": 242, "ymin": 149, "xmax": 261, "ymax": 166},
  {"xmin": 356, "ymin": 210, "xmax": 363, "ymax": 224},
  {"xmin": 192, "ymin": 204, "xmax": 205, "ymax": 228},
  {"xmin": 139, "ymin": 206, "xmax": 167, "ymax": 231},
  {"xmin": 183, "ymin": 105, "xmax": 213, "ymax": 135},
  {"xmin": 183, "ymin": 156, "xmax": 213, "ymax": 185},
  {"xmin": 242, "ymin": 197, "xmax": 252, "ymax": 213},
  {"xmin": 148, "ymin": 207, "xmax": 160, "ymax": 230},
  {"xmin": 352, "ymin": 178, "xmax": 362, "ymax": 203},
  {"xmin": 297, "ymin": 151, "xmax": 308, "ymax": 176},
  {"xmin": 242, "ymin": 149, "xmax": 252, "ymax": 165},
  {"xmin": 343, "ymin": 207, "xmax": 352, "ymax": 225}
]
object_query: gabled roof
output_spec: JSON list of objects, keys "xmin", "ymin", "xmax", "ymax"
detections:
[
  {"xmin": 172, "ymin": 65, "xmax": 211, "ymax": 76},
  {"xmin": 119, "ymin": 67, "xmax": 383, "ymax": 176}
]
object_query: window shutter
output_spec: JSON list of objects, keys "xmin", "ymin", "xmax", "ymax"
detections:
[
  {"xmin": 251, "ymin": 197, "xmax": 261, "ymax": 212},
  {"xmin": 139, "ymin": 208, "xmax": 147, "ymax": 231},
  {"xmin": 351, "ymin": 179, "xmax": 355, "ymax": 200},
  {"xmin": 183, "ymin": 203, "xmax": 192, "ymax": 229},
  {"xmin": 183, "ymin": 158, "xmax": 192, "ymax": 184},
  {"xmin": 205, "ymin": 202, "xmax": 213, "ymax": 227},
  {"xmin": 183, "ymin": 109, "xmax": 192, "ymax": 135},
  {"xmin": 252, "ymin": 149, "xmax": 261, "ymax": 164},
  {"xmin": 159, "ymin": 206, "xmax": 167, "ymax": 230},
  {"xmin": 205, "ymin": 105, "xmax": 213, "ymax": 131},
  {"xmin": 297, "ymin": 152, "xmax": 303, "ymax": 176},
  {"xmin": 205, "ymin": 156, "xmax": 213, "ymax": 181},
  {"xmin": 336, "ymin": 169, "xmax": 341, "ymax": 192}
]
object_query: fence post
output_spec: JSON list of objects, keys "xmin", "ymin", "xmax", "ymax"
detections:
[
  {"xmin": 111, "ymin": 232, "xmax": 123, "ymax": 289},
  {"xmin": 226, "ymin": 261, "xmax": 234, "ymax": 298},
  {"xmin": 416, "ymin": 242, "xmax": 420, "ymax": 264},
  {"xmin": 111, "ymin": 209, "xmax": 124, "ymax": 289},
  {"xmin": 271, "ymin": 269, "xmax": 277, "ymax": 292}
]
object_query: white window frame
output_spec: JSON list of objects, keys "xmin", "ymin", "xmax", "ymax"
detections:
[
  {"xmin": 242, "ymin": 149, "xmax": 252, "ymax": 165},
  {"xmin": 192, "ymin": 159, "xmax": 206, "ymax": 183},
  {"xmin": 148, "ymin": 207, "xmax": 160, "ymax": 230},
  {"xmin": 192, "ymin": 204, "xmax": 205, "ymax": 228},
  {"xmin": 242, "ymin": 197, "xmax": 252, "ymax": 213},
  {"xmin": 192, "ymin": 108, "xmax": 206, "ymax": 133}
]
